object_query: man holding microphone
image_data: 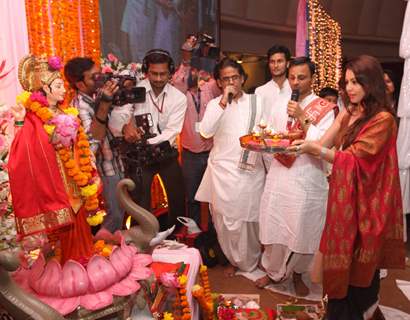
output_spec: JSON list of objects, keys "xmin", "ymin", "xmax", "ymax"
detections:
[{"xmin": 256, "ymin": 57, "xmax": 337, "ymax": 296}]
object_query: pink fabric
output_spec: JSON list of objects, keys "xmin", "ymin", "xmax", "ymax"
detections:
[
  {"xmin": 180, "ymin": 80, "xmax": 219, "ymax": 153},
  {"xmin": 295, "ymin": 0, "xmax": 308, "ymax": 57},
  {"xmin": 0, "ymin": 0, "xmax": 29, "ymax": 108}
]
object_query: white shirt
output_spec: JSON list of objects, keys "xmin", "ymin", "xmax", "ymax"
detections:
[
  {"xmin": 259, "ymin": 93, "xmax": 334, "ymax": 254},
  {"xmin": 195, "ymin": 93, "xmax": 266, "ymax": 225},
  {"xmin": 109, "ymin": 79, "xmax": 187, "ymax": 146},
  {"xmin": 255, "ymin": 79, "xmax": 292, "ymax": 132}
]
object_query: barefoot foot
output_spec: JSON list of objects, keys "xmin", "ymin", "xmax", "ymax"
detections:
[
  {"xmin": 255, "ymin": 275, "xmax": 272, "ymax": 288},
  {"xmin": 223, "ymin": 264, "xmax": 236, "ymax": 277},
  {"xmin": 293, "ymin": 272, "xmax": 309, "ymax": 297}
]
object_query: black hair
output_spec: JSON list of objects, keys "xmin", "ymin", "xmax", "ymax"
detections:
[
  {"xmin": 383, "ymin": 69, "xmax": 399, "ymax": 104},
  {"xmin": 266, "ymin": 45, "xmax": 291, "ymax": 61},
  {"xmin": 289, "ymin": 56, "xmax": 316, "ymax": 76},
  {"xmin": 142, "ymin": 49, "xmax": 175, "ymax": 74},
  {"xmin": 213, "ymin": 57, "xmax": 247, "ymax": 82},
  {"xmin": 64, "ymin": 57, "xmax": 95, "ymax": 89},
  {"xmin": 319, "ymin": 87, "xmax": 338, "ymax": 98}
]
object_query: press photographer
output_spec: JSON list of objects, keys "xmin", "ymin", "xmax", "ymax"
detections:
[
  {"xmin": 109, "ymin": 49, "xmax": 187, "ymax": 230},
  {"xmin": 64, "ymin": 57, "xmax": 126, "ymax": 233}
]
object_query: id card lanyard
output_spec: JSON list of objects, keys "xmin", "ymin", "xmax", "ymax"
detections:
[
  {"xmin": 149, "ymin": 91, "xmax": 166, "ymax": 134},
  {"xmin": 189, "ymin": 88, "xmax": 201, "ymax": 121}
]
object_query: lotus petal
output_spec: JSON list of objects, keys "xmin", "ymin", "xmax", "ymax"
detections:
[
  {"xmin": 31, "ymin": 259, "xmax": 62, "ymax": 296},
  {"xmin": 37, "ymin": 295, "xmax": 80, "ymax": 316},
  {"xmin": 28, "ymin": 254, "xmax": 46, "ymax": 289},
  {"xmin": 109, "ymin": 276, "xmax": 141, "ymax": 296},
  {"xmin": 12, "ymin": 267, "xmax": 34, "ymax": 293},
  {"xmin": 87, "ymin": 255, "xmax": 118, "ymax": 292},
  {"xmin": 133, "ymin": 254, "xmax": 152, "ymax": 267},
  {"xmin": 110, "ymin": 247, "xmax": 133, "ymax": 279},
  {"xmin": 80, "ymin": 291, "xmax": 113, "ymax": 310},
  {"xmin": 129, "ymin": 266, "xmax": 153, "ymax": 281},
  {"xmin": 60, "ymin": 260, "xmax": 89, "ymax": 297}
]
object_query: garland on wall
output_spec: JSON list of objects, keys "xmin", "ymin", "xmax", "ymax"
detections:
[
  {"xmin": 307, "ymin": 0, "xmax": 342, "ymax": 92},
  {"xmin": 25, "ymin": 0, "xmax": 101, "ymax": 101}
]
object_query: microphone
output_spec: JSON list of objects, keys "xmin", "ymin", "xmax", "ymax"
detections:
[
  {"xmin": 228, "ymin": 92, "xmax": 233, "ymax": 104},
  {"xmin": 287, "ymin": 89, "xmax": 300, "ymax": 131}
]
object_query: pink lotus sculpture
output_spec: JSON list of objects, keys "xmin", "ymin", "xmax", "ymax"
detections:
[{"xmin": 12, "ymin": 231, "xmax": 153, "ymax": 315}]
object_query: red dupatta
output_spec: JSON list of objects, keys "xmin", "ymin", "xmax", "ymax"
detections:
[
  {"xmin": 8, "ymin": 112, "xmax": 74, "ymax": 237},
  {"xmin": 320, "ymin": 111, "xmax": 405, "ymax": 299}
]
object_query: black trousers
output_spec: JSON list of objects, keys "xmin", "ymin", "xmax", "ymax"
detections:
[
  {"xmin": 326, "ymin": 270, "xmax": 381, "ymax": 320},
  {"xmin": 126, "ymin": 156, "xmax": 186, "ymax": 230}
]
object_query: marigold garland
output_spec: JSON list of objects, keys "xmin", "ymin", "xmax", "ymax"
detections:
[{"xmin": 17, "ymin": 91, "xmax": 103, "ymax": 224}]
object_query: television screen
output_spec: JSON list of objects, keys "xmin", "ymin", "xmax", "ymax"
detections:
[{"xmin": 99, "ymin": 0, "xmax": 220, "ymax": 64}]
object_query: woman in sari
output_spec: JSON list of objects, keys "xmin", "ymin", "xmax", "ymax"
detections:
[{"xmin": 290, "ymin": 55, "xmax": 405, "ymax": 319}]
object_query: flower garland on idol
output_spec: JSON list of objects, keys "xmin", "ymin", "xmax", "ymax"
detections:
[{"xmin": 16, "ymin": 88, "xmax": 104, "ymax": 226}]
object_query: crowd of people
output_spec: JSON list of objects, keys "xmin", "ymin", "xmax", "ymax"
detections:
[{"xmin": 7, "ymin": 37, "xmax": 406, "ymax": 319}]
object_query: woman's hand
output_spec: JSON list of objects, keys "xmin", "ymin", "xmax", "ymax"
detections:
[
  {"xmin": 11, "ymin": 103, "xmax": 26, "ymax": 121},
  {"xmin": 287, "ymin": 139, "xmax": 321, "ymax": 157}
]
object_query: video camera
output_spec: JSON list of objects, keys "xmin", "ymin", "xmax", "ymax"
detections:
[
  {"xmin": 194, "ymin": 33, "xmax": 220, "ymax": 60},
  {"xmin": 93, "ymin": 73, "xmax": 146, "ymax": 106}
]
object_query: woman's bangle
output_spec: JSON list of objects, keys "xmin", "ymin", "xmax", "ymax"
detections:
[
  {"xmin": 14, "ymin": 120, "xmax": 24, "ymax": 127},
  {"xmin": 320, "ymin": 146, "xmax": 327, "ymax": 159}
]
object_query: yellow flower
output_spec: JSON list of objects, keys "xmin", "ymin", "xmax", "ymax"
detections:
[
  {"xmin": 86, "ymin": 211, "xmax": 105, "ymax": 226},
  {"xmin": 178, "ymin": 275, "xmax": 188, "ymax": 286},
  {"xmin": 16, "ymin": 91, "xmax": 31, "ymax": 106},
  {"xmin": 200, "ymin": 265, "xmax": 208, "ymax": 273},
  {"xmin": 163, "ymin": 312, "xmax": 174, "ymax": 320},
  {"xmin": 43, "ymin": 124, "xmax": 55, "ymax": 135},
  {"xmin": 63, "ymin": 107, "xmax": 79, "ymax": 117},
  {"xmin": 80, "ymin": 183, "xmax": 98, "ymax": 197}
]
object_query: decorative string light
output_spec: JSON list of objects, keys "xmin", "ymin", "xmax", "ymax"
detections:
[{"xmin": 307, "ymin": 0, "xmax": 342, "ymax": 93}]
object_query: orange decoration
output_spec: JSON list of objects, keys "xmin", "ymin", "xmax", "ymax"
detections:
[{"xmin": 25, "ymin": 0, "xmax": 101, "ymax": 104}]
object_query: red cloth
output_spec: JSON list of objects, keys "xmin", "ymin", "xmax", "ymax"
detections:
[
  {"xmin": 275, "ymin": 97, "xmax": 336, "ymax": 168},
  {"xmin": 8, "ymin": 113, "xmax": 74, "ymax": 237},
  {"xmin": 320, "ymin": 111, "xmax": 405, "ymax": 299}
]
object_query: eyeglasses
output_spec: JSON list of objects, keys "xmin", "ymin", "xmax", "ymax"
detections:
[{"xmin": 220, "ymin": 75, "xmax": 241, "ymax": 83}]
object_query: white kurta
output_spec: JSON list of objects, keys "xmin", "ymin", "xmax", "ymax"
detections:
[
  {"xmin": 195, "ymin": 93, "xmax": 266, "ymax": 225},
  {"xmin": 259, "ymin": 93, "xmax": 334, "ymax": 254},
  {"xmin": 255, "ymin": 79, "xmax": 292, "ymax": 132},
  {"xmin": 397, "ymin": 2, "xmax": 410, "ymax": 220}
]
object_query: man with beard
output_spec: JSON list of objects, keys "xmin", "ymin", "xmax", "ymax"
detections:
[
  {"xmin": 109, "ymin": 49, "xmax": 187, "ymax": 229},
  {"xmin": 255, "ymin": 45, "xmax": 292, "ymax": 132}
]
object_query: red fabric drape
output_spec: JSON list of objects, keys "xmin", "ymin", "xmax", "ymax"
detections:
[
  {"xmin": 8, "ymin": 113, "xmax": 74, "ymax": 237},
  {"xmin": 320, "ymin": 111, "xmax": 405, "ymax": 299}
]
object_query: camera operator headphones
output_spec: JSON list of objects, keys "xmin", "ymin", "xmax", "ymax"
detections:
[{"xmin": 142, "ymin": 49, "xmax": 175, "ymax": 75}]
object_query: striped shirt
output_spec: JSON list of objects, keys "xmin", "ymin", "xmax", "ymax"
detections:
[{"xmin": 72, "ymin": 92, "xmax": 123, "ymax": 177}]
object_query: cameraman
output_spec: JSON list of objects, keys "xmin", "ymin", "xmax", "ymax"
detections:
[
  {"xmin": 109, "ymin": 49, "xmax": 187, "ymax": 229},
  {"xmin": 64, "ymin": 57, "xmax": 126, "ymax": 233}
]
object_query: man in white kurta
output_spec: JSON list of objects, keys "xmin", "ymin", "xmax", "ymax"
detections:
[
  {"xmin": 255, "ymin": 45, "xmax": 292, "ymax": 133},
  {"xmin": 257, "ymin": 57, "xmax": 335, "ymax": 296},
  {"xmin": 195, "ymin": 58, "xmax": 265, "ymax": 276}
]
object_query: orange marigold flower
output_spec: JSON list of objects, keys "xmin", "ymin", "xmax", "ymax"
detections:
[
  {"xmin": 65, "ymin": 160, "xmax": 76, "ymax": 169},
  {"xmin": 79, "ymin": 158, "xmax": 90, "ymax": 165},
  {"xmin": 77, "ymin": 140, "xmax": 90, "ymax": 148}
]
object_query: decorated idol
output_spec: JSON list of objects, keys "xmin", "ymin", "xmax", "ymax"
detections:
[{"xmin": 7, "ymin": 55, "xmax": 152, "ymax": 316}]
